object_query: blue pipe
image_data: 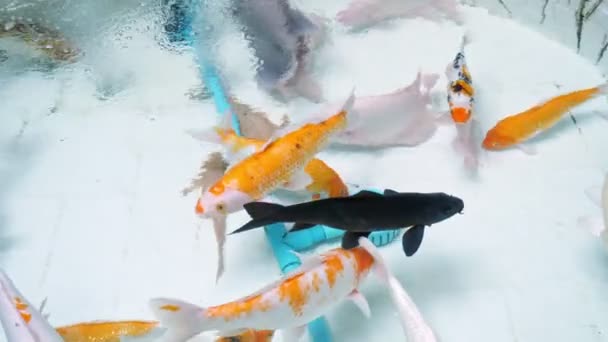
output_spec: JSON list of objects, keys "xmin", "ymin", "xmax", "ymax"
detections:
[{"xmin": 170, "ymin": 1, "xmax": 331, "ymax": 340}]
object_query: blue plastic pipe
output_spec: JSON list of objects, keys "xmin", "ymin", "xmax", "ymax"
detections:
[{"xmin": 174, "ymin": 1, "xmax": 332, "ymax": 340}]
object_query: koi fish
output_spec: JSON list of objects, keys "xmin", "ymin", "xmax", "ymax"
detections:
[
  {"xmin": 336, "ymin": 0, "xmax": 463, "ymax": 30},
  {"xmin": 149, "ymin": 243, "xmax": 377, "ymax": 342},
  {"xmin": 230, "ymin": 189, "xmax": 464, "ymax": 257},
  {"xmin": 195, "ymin": 90, "xmax": 355, "ymax": 282},
  {"xmin": 482, "ymin": 82, "xmax": 608, "ymax": 153},
  {"xmin": 327, "ymin": 70, "xmax": 443, "ymax": 148},
  {"xmin": 445, "ymin": 34, "xmax": 482, "ymax": 174},
  {"xmin": 230, "ymin": 0, "xmax": 327, "ymax": 103},
  {"xmin": 0, "ymin": 269, "xmax": 63, "ymax": 341},
  {"xmin": 578, "ymin": 173, "xmax": 608, "ymax": 248},
  {"xmin": 357, "ymin": 238, "xmax": 437, "ymax": 342},
  {"xmin": 190, "ymin": 127, "xmax": 349, "ymax": 200}
]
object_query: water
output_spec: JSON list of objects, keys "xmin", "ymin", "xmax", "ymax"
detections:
[{"xmin": 1, "ymin": 1, "xmax": 608, "ymax": 341}]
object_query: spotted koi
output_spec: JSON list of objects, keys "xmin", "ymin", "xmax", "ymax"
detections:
[{"xmin": 149, "ymin": 246, "xmax": 375, "ymax": 342}]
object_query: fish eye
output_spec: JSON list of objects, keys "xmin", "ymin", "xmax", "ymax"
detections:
[{"xmin": 216, "ymin": 203, "xmax": 226, "ymax": 213}]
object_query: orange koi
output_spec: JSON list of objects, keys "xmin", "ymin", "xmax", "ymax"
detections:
[
  {"xmin": 194, "ymin": 90, "xmax": 355, "ymax": 282},
  {"xmin": 55, "ymin": 320, "xmax": 160, "ymax": 341},
  {"xmin": 482, "ymin": 82, "xmax": 608, "ymax": 152},
  {"xmin": 149, "ymin": 245, "xmax": 375, "ymax": 342},
  {"xmin": 207, "ymin": 127, "xmax": 349, "ymax": 200}
]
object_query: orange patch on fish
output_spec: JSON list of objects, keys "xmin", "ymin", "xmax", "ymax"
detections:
[
  {"xmin": 206, "ymin": 293, "xmax": 272, "ymax": 321},
  {"xmin": 277, "ymin": 274, "xmax": 311, "ymax": 316},
  {"xmin": 210, "ymin": 184, "xmax": 225, "ymax": 195},
  {"xmin": 322, "ymin": 254, "xmax": 345, "ymax": 288},
  {"xmin": 160, "ymin": 304, "xmax": 180, "ymax": 312},
  {"xmin": 20, "ymin": 312, "xmax": 32, "ymax": 323},
  {"xmin": 56, "ymin": 321, "xmax": 159, "ymax": 342},
  {"xmin": 350, "ymin": 247, "xmax": 375, "ymax": 277},
  {"xmin": 451, "ymin": 107, "xmax": 471, "ymax": 123},
  {"xmin": 14, "ymin": 297, "xmax": 31, "ymax": 324}
]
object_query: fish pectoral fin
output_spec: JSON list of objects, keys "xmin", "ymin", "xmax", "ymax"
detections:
[
  {"xmin": 282, "ymin": 170, "xmax": 313, "ymax": 191},
  {"xmin": 383, "ymin": 189, "xmax": 399, "ymax": 196},
  {"xmin": 213, "ymin": 216, "xmax": 228, "ymax": 283},
  {"xmin": 352, "ymin": 190, "xmax": 382, "ymax": 198},
  {"xmin": 402, "ymin": 225, "xmax": 425, "ymax": 257},
  {"xmin": 577, "ymin": 215, "xmax": 606, "ymax": 237},
  {"xmin": 341, "ymin": 231, "xmax": 371, "ymax": 249},
  {"xmin": 584, "ymin": 185, "xmax": 602, "ymax": 208},
  {"xmin": 281, "ymin": 325, "xmax": 306, "ymax": 342},
  {"xmin": 347, "ymin": 289, "xmax": 371, "ymax": 318},
  {"xmin": 516, "ymin": 143, "xmax": 537, "ymax": 155}
]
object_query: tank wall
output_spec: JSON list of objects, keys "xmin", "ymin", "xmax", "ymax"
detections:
[{"xmin": 467, "ymin": 0, "xmax": 608, "ymax": 73}]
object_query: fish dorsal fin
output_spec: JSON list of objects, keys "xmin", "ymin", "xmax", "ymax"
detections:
[
  {"xmin": 383, "ymin": 189, "xmax": 399, "ymax": 196},
  {"xmin": 353, "ymin": 190, "xmax": 382, "ymax": 198}
]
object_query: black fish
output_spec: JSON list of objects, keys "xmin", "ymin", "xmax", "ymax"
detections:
[{"xmin": 230, "ymin": 189, "xmax": 464, "ymax": 256}]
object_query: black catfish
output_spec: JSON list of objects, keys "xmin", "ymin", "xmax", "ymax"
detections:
[{"xmin": 230, "ymin": 189, "xmax": 464, "ymax": 256}]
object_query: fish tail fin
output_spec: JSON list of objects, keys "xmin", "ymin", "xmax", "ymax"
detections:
[
  {"xmin": 149, "ymin": 298, "xmax": 211, "ymax": 342},
  {"xmin": 598, "ymin": 82, "xmax": 608, "ymax": 95},
  {"xmin": 185, "ymin": 127, "xmax": 226, "ymax": 145},
  {"xmin": 339, "ymin": 87, "xmax": 357, "ymax": 120},
  {"xmin": 357, "ymin": 237, "xmax": 437, "ymax": 341},
  {"xmin": 229, "ymin": 202, "xmax": 286, "ymax": 235}
]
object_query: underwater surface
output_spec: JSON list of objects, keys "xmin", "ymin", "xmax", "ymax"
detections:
[{"xmin": 1, "ymin": 0, "xmax": 608, "ymax": 341}]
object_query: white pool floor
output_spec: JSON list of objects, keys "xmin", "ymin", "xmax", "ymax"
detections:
[{"xmin": 1, "ymin": 2, "xmax": 608, "ymax": 341}]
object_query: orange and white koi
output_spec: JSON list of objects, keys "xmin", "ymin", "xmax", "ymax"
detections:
[
  {"xmin": 482, "ymin": 82, "xmax": 608, "ymax": 153},
  {"xmin": 0, "ymin": 269, "xmax": 63, "ymax": 341},
  {"xmin": 445, "ymin": 34, "xmax": 482, "ymax": 174},
  {"xmin": 194, "ymin": 90, "xmax": 355, "ymax": 282},
  {"xmin": 194, "ymin": 127, "xmax": 349, "ymax": 200},
  {"xmin": 0, "ymin": 269, "xmax": 162, "ymax": 342},
  {"xmin": 445, "ymin": 35, "xmax": 474, "ymax": 125},
  {"xmin": 149, "ymin": 245, "xmax": 376, "ymax": 342}
]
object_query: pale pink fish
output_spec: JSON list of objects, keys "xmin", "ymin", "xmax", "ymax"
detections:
[
  {"xmin": 357, "ymin": 238, "xmax": 437, "ymax": 342},
  {"xmin": 579, "ymin": 173, "xmax": 608, "ymax": 248},
  {"xmin": 329, "ymin": 70, "xmax": 442, "ymax": 148},
  {"xmin": 0, "ymin": 269, "xmax": 62, "ymax": 342},
  {"xmin": 336, "ymin": 0, "xmax": 463, "ymax": 30}
]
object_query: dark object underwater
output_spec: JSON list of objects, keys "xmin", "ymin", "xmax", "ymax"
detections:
[{"xmin": 230, "ymin": 189, "xmax": 464, "ymax": 256}]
